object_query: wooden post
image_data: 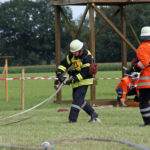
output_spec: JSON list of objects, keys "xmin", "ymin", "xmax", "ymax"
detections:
[
  {"xmin": 89, "ymin": 4, "xmax": 96, "ymax": 103},
  {"xmin": 5, "ymin": 57, "xmax": 8, "ymax": 102},
  {"xmin": 55, "ymin": 6, "xmax": 62, "ymax": 103},
  {"xmin": 21, "ymin": 68, "xmax": 24, "ymax": 110},
  {"xmin": 120, "ymin": 5, "xmax": 127, "ymax": 77},
  {"xmin": 0, "ymin": 56, "xmax": 14, "ymax": 102}
]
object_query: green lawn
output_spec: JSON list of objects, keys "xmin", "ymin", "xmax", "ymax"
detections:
[
  {"xmin": 0, "ymin": 71, "xmax": 122, "ymax": 110},
  {"xmin": 0, "ymin": 71, "xmax": 150, "ymax": 150},
  {"xmin": 0, "ymin": 107, "xmax": 150, "ymax": 150}
]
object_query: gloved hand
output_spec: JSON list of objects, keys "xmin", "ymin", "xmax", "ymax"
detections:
[
  {"xmin": 68, "ymin": 70, "xmax": 76, "ymax": 76},
  {"xmin": 54, "ymin": 80, "xmax": 59, "ymax": 90},
  {"xmin": 126, "ymin": 67, "xmax": 132, "ymax": 74},
  {"xmin": 54, "ymin": 84, "xmax": 59, "ymax": 90},
  {"xmin": 58, "ymin": 75, "xmax": 66, "ymax": 83},
  {"xmin": 64, "ymin": 78, "xmax": 73, "ymax": 85},
  {"xmin": 127, "ymin": 66, "xmax": 141, "ymax": 74},
  {"xmin": 131, "ymin": 57, "xmax": 138, "ymax": 67}
]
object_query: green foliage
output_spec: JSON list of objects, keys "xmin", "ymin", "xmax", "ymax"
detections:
[
  {"xmin": 0, "ymin": 0, "xmax": 73, "ymax": 66},
  {"xmin": 1, "ymin": 2, "xmax": 150, "ymax": 66}
]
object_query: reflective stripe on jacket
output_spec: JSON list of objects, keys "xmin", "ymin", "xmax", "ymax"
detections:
[
  {"xmin": 136, "ymin": 41, "xmax": 150, "ymax": 89},
  {"xmin": 56, "ymin": 49, "xmax": 93, "ymax": 88}
]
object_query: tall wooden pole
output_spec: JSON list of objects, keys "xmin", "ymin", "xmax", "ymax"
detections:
[
  {"xmin": 121, "ymin": 5, "xmax": 127, "ymax": 77},
  {"xmin": 21, "ymin": 68, "xmax": 24, "ymax": 110},
  {"xmin": 5, "ymin": 57, "xmax": 8, "ymax": 102},
  {"xmin": 89, "ymin": 4, "xmax": 96, "ymax": 103},
  {"xmin": 55, "ymin": 6, "xmax": 62, "ymax": 103}
]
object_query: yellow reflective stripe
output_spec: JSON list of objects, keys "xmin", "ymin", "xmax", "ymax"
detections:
[
  {"xmin": 82, "ymin": 63, "xmax": 90, "ymax": 68},
  {"xmin": 76, "ymin": 73, "xmax": 83, "ymax": 81},
  {"xmin": 87, "ymin": 50, "xmax": 91, "ymax": 55},
  {"xmin": 58, "ymin": 65, "xmax": 66, "ymax": 72},
  {"xmin": 87, "ymin": 50, "xmax": 93, "ymax": 59},
  {"xmin": 72, "ymin": 78, "xmax": 93, "ymax": 88},
  {"xmin": 66, "ymin": 55, "xmax": 71, "ymax": 65}
]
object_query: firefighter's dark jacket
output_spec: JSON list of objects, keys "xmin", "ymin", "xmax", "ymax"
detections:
[{"xmin": 56, "ymin": 49, "xmax": 93, "ymax": 88}]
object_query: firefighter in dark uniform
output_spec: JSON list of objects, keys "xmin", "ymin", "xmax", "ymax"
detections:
[{"xmin": 56, "ymin": 39, "xmax": 100, "ymax": 123}]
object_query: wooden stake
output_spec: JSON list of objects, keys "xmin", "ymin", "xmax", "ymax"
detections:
[
  {"xmin": 5, "ymin": 57, "xmax": 8, "ymax": 102},
  {"xmin": 0, "ymin": 56, "xmax": 14, "ymax": 102},
  {"xmin": 21, "ymin": 68, "xmax": 24, "ymax": 110}
]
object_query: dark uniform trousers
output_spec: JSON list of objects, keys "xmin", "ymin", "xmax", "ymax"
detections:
[
  {"xmin": 139, "ymin": 88, "xmax": 150, "ymax": 124},
  {"xmin": 69, "ymin": 85, "xmax": 94, "ymax": 122}
]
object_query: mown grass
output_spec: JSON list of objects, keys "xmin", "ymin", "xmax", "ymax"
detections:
[
  {"xmin": 0, "ymin": 71, "xmax": 150, "ymax": 150},
  {"xmin": 0, "ymin": 107, "xmax": 150, "ymax": 150}
]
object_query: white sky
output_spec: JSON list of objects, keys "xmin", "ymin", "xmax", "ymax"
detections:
[
  {"xmin": 70, "ymin": 6, "xmax": 86, "ymax": 19},
  {"xmin": 0, "ymin": 0, "xmax": 85, "ymax": 20},
  {"xmin": 0, "ymin": 0, "xmax": 10, "ymax": 2}
]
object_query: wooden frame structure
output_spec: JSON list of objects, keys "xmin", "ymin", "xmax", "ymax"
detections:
[{"xmin": 50, "ymin": 0, "xmax": 150, "ymax": 106}]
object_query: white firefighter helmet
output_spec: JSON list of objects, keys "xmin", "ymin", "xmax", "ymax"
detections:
[
  {"xmin": 140, "ymin": 26, "xmax": 150, "ymax": 37},
  {"xmin": 70, "ymin": 39, "xmax": 84, "ymax": 53}
]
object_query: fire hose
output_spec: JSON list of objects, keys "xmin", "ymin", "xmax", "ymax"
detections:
[
  {"xmin": 0, "ymin": 137, "xmax": 149, "ymax": 150},
  {"xmin": 0, "ymin": 77, "xmax": 69, "ymax": 121}
]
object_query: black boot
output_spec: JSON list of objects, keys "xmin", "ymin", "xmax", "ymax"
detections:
[
  {"xmin": 89, "ymin": 112, "xmax": 101, "ymax": 122},
  {"xmin": 139, "ymin": 123, "xmax": 150, "ymax": 127}
]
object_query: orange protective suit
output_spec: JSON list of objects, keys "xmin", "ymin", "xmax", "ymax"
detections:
[
  {"xmin": 116, "ymin": 76, "xmax": 139, "ymax": 103},
  {"xmin": 136, "ymin": 41, "xmax": 150, "ymax": 89},
  {"xmin": 135, "ymin": 40, "xmax": 150, "ymax": 126}
]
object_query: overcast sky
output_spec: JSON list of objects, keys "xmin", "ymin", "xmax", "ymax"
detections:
[
  {"xmin": 0, "ymin": 0, "xmax": 85, "ymax": 19},
  {"xmin": 70, "ymin": 6, "xmax": 86, "ymax": 19}
]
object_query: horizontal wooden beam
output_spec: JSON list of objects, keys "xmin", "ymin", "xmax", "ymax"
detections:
[
  {"xmin": 89, "ymin": 0, "xmax": 150, "ymax": 3},
  {"xmin": 50, "ymin": 0, "xmax": 150, "ymax": 5},
  {"xmin": 54, "ymin": 99, "xmax": 139, "ymax": 107},
  {"xmin": 50, "ymin": 0, "xmax": 88, "ymax": 6},
  {"xmin": 54, "ymin": 99, "xmax": 117, "ymax": 104}
]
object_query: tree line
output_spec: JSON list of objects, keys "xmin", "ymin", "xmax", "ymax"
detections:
[{"xmin": 0, "ymin": 0, "xmax": 150, "ymax": 66}]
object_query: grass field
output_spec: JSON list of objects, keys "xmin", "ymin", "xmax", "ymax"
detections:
[
  {"xmin": 0, "ymin": 71, "xmax": 121, "ymax": 110},
  {"xmin": 0, "ymin": 71, "xmax": 150, "ymax": 150}
]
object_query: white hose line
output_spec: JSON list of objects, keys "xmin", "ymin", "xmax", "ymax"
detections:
[
  {"xmin": 0, "ymin": 143, "xmax": 42, "ymax": 150},
  {"xmin": 50, "ymin": 137, "xmax": 150, "ymax": 150},
  {"xmin": 0, "ymin": 137, "xmax": 149, "ymax": 150},
  {"xmin": 0, "ymin": 77, "xmax": 69, "ymax": 121}
]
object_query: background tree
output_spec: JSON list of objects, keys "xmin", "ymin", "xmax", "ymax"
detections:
[
  {"xmin": 0, "ymin": 0, "xmax": 73, "ymax": 66},
  {"xmin": 0, "ymin": 2, "xmax": 150, "ymax": 65}
]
